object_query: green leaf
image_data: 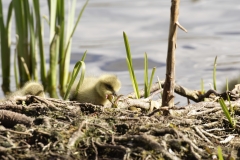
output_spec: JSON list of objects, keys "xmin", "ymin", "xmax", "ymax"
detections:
[
  {"xmin": 60, "ymin": 0, "xmax": 89, "ymax": 96},
  {"xmin": 0, "ymin": 0, "xmax": 12, "ymax": 93},
  {"xmin": 64, "ymin": 60, "xmax": 86, "ymax": 100},
  {"xmin": 217, "ymin": 146, "xmax": 224, "ymax": 160},
  {"xmin": 33, "ymin": 0, "xmax": 47, "ymax": 86},
  {"xmin": 219, "ymin": 98, "xmax": 235, "ymax": 128},
  {"xmin": 63, "ymin": 50, "xmax": 87, "ymax": 100},
  {"xmin": 144, "ymin": 53, "xmax": 148, "ymax": 98},
  {"xmin": 123, "ymin": 31, "xmax": 140, "ymax": 99},
  {"xmin": 148, "ymin": 67, "xmax": 156, "ymax": 96}
]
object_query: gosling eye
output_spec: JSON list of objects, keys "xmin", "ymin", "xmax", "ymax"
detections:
[{"xmin": 104, "ymin": 83, "xmax": 113, "ymax": 91}]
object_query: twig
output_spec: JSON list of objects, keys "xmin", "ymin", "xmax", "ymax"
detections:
[
  {"xmin": 193, "ymin": 126, "xmax": 213, "ymax": 145},
  {"xmin": 0, "ymin": 110, "xmax": 33, "ymax": 127},
  {"xmin": 67, "ymin": 120, "xmax": 87, "ymax": 148}
]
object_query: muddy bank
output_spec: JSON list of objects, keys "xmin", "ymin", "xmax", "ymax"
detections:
[{"xmin": 0, "ymin": 84, "xmax": 240, "ymax": 159}]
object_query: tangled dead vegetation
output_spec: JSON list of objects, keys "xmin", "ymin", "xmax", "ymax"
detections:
[{"xmin": 1, "ymin": 83, "xmax": 240, "ymax": 160}]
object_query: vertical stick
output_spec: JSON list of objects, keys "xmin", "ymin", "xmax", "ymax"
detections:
[{"xmin": 162, "ymin": 0, "xmax": 180, "ymax": 107}]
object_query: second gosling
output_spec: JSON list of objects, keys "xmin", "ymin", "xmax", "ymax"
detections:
[
  {"xmin": 69, "ymin": 74, "xmax": 121, "ymax": 106},
  {"xmin": 6, "ymin": 81, "xmax": 45, "ymax": 99}
]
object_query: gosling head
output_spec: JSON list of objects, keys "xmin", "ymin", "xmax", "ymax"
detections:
[
  {"xmin": 22, "ymin": 81, "xmax": 45, "ymax": 97},
  {"xmin": 96, "ymin": 74, "xmax": 121, "ymax": 99}
]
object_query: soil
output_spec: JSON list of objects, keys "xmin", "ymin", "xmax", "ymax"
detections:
[{"xmin": 0, "ymin": 92, "xmax": 240, "ymax": 160}]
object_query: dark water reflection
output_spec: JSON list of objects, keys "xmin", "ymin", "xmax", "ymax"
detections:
[
  {"xmin": 71, "ymin": 53, "xmax": 102, "ymax": 63},
  {"xmin": 100, "ymin": 58, "xmax": 165, "ymax": 72}
]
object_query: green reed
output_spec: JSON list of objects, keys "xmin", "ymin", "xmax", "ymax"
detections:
[
  {"xmin": 123, "ymin": 32, "xmax": 156, "ymax": 99},
  {"xmin": 219, "ymin": 98, "xmax": 236, "ymax": 128},
  {"xmin": 144, "ymin": 53, "xmax": 156, "ymax": 98},
  {"xmin": 123, "ymin": 32, "xmax": 140, "ymax": 99},
  {"xmin": 0, "ymin": 0, "xmax": 88, "ymax": 98},
  {"xmin": 64, "ymin": 51, "xmax": 87, "ymax": 100},
  {"xmin": 0, "ymin": 0, "xmax": 12, "ymax": 94},
  {"xmin": 217, "ymin": 146, "xmax": 224, "ymax": 160}
]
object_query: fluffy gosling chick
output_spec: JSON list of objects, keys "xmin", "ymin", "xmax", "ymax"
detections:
[
  {"xmin": 7, "ymin": 81, "xmax": 45, "ymax": 99},
  {"xmin": 69, "ymin": 74, "xmax": 121, "ymax": 106}
]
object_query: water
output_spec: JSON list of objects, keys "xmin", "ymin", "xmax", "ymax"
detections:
[{"xmin": 1, "ymin": 0, "xmax": 240, "ymax": 105}]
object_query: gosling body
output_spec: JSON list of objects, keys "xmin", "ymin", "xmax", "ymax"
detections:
[
  {"xmin": 69, "ymin": 74, "xmax": 121, "ymax": 105},
  {"xmin": 6, "ymin": 81, "xmax": 45, "ymax": 99}
]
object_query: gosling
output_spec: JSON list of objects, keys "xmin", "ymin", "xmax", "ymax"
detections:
[
  {"xmin": 69, "ymin": 74, "xmax": 121, "ymax": 106},
  {"xmin": 6, "ymin": 81, "xmax": 45, "ymax": 100}
]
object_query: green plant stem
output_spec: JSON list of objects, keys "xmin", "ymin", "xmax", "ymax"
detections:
[
  {"xmin": 201, "ymin": 78, "xmax": 205, "ymax": 94},
  {"xmin": 123, "ymin": 31, "xmax": 140, "ymax": 99},
  {"xmin": 63, "ymin": 50, "xmax": 87, "ymax": 100},
  {"xmin": 0, "ymin": 0, "xmax": 12, "ymax": 93},
  {"xmin": 217, "ymin": 146, "xmax": 224, "ymax": 160},
  {"xmin": 219, "ymin": 98, "xmax": 235, "ymax": 128},
  {"xmin": 12, "ymin": 0, "xmax": 30, "ymax": 86},
  {"xmin": 25, "ymin": 1, "xmax": 37, "ymax": 80},
  {"xmin": 144, "ymin": 53, "xmax": 148, "ymax": 98},
  {"xmin": 60, "ymin": 0, "xmax": 89, "ymax": 97},
  {"xmin": 49, "ymin": 26, "xmax": 60, "ymax": 98},
  {"xmin": 33, "ymin": 0, "xmax": 47, "ymax": 88},
  {"xmin": 148, "ymin": 67, "xmax": 156, "ymax": 96}
]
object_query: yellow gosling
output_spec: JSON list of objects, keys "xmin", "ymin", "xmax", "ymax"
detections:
[
  {"xmin": 69, "ymin": 74, "xmax": 121, "ymax": 106},
  {"xmin": 6, "ymin": 81, "xmax": 45, "ymax": 99}
]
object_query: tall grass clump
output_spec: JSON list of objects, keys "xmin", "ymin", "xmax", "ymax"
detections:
[
  {"xmin": 0, "ymin": 0, "xmax": 88, "ymax": 98},
  {"xmin": 123, "ymin": 31, "xmax": 156, "ymax": 99},
  {"xmin": 144, "ymin": 53, "xmax": 156, "ymax": 98},
  {"xmin": 63, "ymin": 51, "xmax": 87, "ymax": 100}
]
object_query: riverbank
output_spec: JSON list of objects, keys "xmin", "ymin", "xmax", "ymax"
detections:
[{"xmin": 0, "ymin": 83, "xmax": 240, "ymax": 159}]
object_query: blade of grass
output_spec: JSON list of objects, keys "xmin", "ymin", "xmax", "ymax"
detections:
[
  {"xmin": 64, "ymin": 61, "xmax": 85, "ymax": 100},
  {"xmin": 148, "ymin": 67, "xmax": 156, "ymax": 97},
  {"xmin": 49, "ymin": 0, "xmax": 57, "ymax": 42},
  {"xmin": 144, "ymin": 53, "xmax": 148, "ymax": 98},
  {"xmin": 12, "ymin": 0, "xmax": 29, "ymax": 85},
  {"xmin": 123, "ymin": 32, "xmax": 133, "ymax": 66},
  {"xmin": 226, "ymin": 78, "xmax": 229, "ymax": 91},
  {"xmin": 48, "ymin": 26, "xmax": 60, "ymax": 98},
  {"xmin": 213, "ymin": 56, "xmax": 217, "ymax": 90},
  {"xmin": 225, "ymin": 78, "xmax": 235, "ymax": 117},
  {"xmin": 126, "ymin": 58, "xmax": 140, "ymax": 99},
  {"xmin": 60, "ymin": 0, "xmax": 89, "ymax": 96},
  {"xmin": 144, "ymin": 52, "xmax": 156, "ymax": 98},
  {"xmin": 20, "ymin": 57, "xmax": 31, "ymax": 81},
  {"xmin": 33, "ymin": 0, "xmax": 47, "ymax": 87},
  {"xmin": 63, "ymin": 50, "xmax": 87, "ymax": 100},
  {"xmin": 12, "ymin": 0, "xmax": 30, "ymax": 86},
  {"xmin": 123, "ymin": 31, "xmax": 140, "ymax": 99},
  {"xmin": 75, "ymin": 63, "xmax": 85, "ymax": 98},
  {"xmin": 201, "ymin": 78, "xmax": 205, "ymax": 94},
  {"xmin": 217, "ymin": 146, "xmax": 224, "ymax": 160},
  {"xmin": 0, "ymin": 0, "xmax": 12, "ymax": 93},
  {"xmin": 25, "ymin": 1, "xmax": 37, "ymax": 80},
  {"xmin": 219, "ymin": 98, "xmax": 235, "ymax": 128},
  {"xmin": 14, "ymin": 35, "xmax": 19, "ymax": 89},
  {"xmin": 57, "ymin": 0, "xmax": 65, "ymax": 96}
]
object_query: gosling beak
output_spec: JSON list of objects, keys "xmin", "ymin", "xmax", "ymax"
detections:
[
  {"xmin": 106, "ymin": 92, "xmax": 117, "ymax": 105},
  {"xmin": 106, "ymin": 92, "xmax": 117, "ymax": 100},
  {"xmin": 112, "ymin": 91, "xmax": 117, "ymax": 96}
]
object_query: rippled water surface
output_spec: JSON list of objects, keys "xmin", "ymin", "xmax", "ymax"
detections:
[{"xmin": 1, "ymin": 0, "xmax": 240, "ymax": 105}]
